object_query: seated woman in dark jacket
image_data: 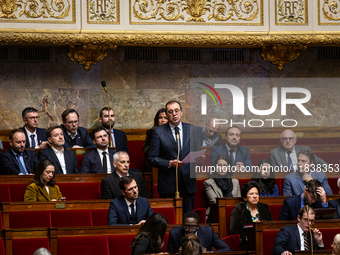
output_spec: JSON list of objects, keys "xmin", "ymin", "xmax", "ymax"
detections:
[
  {"xmin": 251, "ymin": 159, "xmax": 279, "ymax": 196},
  {"xmin": 229, "ymin": 181, "xmax": 273, "ymax": 251},
  {"xmin": 130, "ymin": 213, "xmax": 168, "ymax": 255}
]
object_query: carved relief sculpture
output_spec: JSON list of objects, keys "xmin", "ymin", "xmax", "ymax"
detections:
[
  {"xmin": 276, "ymin": 0, "xmax": 307, "ymax": 25},
  {"xmin": 88, "ymin": 0, "xmax": 119, "ymax": 24},
  {"xmin": 322, "ymin": 0, "xmax": 340, "ymax": 21}
]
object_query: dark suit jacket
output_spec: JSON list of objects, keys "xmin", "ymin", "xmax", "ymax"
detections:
[
  {"xmin": 329, "ymin": 199, "xmax": 340, "ymax": 219},
  {"xmin": 0, "ymin": 149, "xmax": 38, "ymax": 175},
  {"xmin": 132, "ymin": 235, "xmax": 159, "ymax": 255},
  {"xmin": 101, "ymin": 170, "xmax": 149, "ymax": 199},
  {"xmin": 107, "ymin": 196, "xmax": 153, "ymax": 225},
  {"xmin": 89, "ymin": 128, "xmax": 129, "ymax": 154},
  {"xmin": 166, "ymin": 226, "xmax": 231, "ymax": 253},
  {"xmin": 279, "ymin": 195, "xmax": 323, "ymax": 220},
  {"xmin": 81, "ymin": 149, "xmax": 115, "ymax": 174},
  {"xmin": 38, "ymin": 147, "xmax": 79, "ymax": 174},
  {"xmin": 60, "ymin": 125, "xmax": 96, "ymax": 149},
  {"xmin": 229, "ymin": 202, "xmax": 273, "ymax": 250},
  {"xmin": 273, "ymin": 224, "xmax": 323, "ymax": 255},
  {"xmin": 20, "ymin": 126, "xmax": 47, "ymax": 148},
  {"xmin": 148, "ymin": 122, "xmax": 200, "ymax": 194},
  {"xmin": 210, "ymin": 143, "xmax": 252, "ymax": 167}
]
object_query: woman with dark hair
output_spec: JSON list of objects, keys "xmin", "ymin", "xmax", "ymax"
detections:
[
  {"xmin": 142, "ymin": 108, "xmax": 168, "ymax": 171},
  {"xmin": 251, "ymin": 159, "xmax": 279, "ymax": 196},
  {"xmin": 130, "ymin": 213, "xmax": 168, "ymax": 255},
  {"xmin": 229, "ymin": 181, "xmax": 273, "ymax": 250},
  {"xmin": 181, "ymin": 233, "xmax": 203, "ymax": 255},
  {"xmin": 24, "ymin": 159, "xmax": 62, "ymax": 202}
]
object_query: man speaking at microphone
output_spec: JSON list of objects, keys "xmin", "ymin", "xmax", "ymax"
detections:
[{"xmin": 148, "ymin": 100, "xmax": 202, "ymax": 214}]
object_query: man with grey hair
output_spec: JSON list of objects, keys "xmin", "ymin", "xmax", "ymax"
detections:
[
  {"xmin": 33, "ymin": 248, "xmax": 51, "ymax": 255},
  {"xmin": 101, "ymin": 151, "xmax": 149, "ymax": 200}
]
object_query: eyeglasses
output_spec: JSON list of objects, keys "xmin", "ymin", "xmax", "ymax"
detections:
[
  {"xmin": 183, "ymin": 225, "xmax": 198, "ymax": 232},
  {"xmin": 67, "ymin": 120, "xmax": 79, "ymax": 125},
  {"xmin": 167, "ymin": 109, "xmax": 181, "ymax": 115},
  {"xmin": 281, "ymin": 137, "xmax": 295, "ymax": 141},
  {"xmin": 26, "ymin": 116, "xmax": 40, "ymax": 120}
]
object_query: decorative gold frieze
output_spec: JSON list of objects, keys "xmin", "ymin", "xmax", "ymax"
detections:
[
  {"xmin": 87, "ymin": 0, "xmax": 119, "ymax": 24},
  {"xmin": 275, "ymin": 0, "xmax": 308, "ymax": 26},
  {"xmin": 320, "ymin": 0, "xmax": 340, "ymax": 24},
  {"xmin": 68, "ymin": 44, "xmax": 117, "ymax": 71},
  {"xmin": 130, "ymin": 0, "xmax": 262, "ymax": 25},
  {"xmin": 0, "ymin": 0, "xmax": 74, "ymax": 23},
  {"xmin": 261, "ymin": 44, "xmax": 307, "ymax": 70}
]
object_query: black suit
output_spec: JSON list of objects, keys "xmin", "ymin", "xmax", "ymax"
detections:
[
  {"xmin": 81, "ymin": 149, "xmax": 115, "ymax": 173},
  {"xmin": 20, "ymin": 126, "xmax": 47, "ymax": 148},
  {"xmin": 273, "ymin": 224, "xmax": 324, "ymax": 255},
  {"xmin": 0, "ymin": 149, "xmax": 38, "ymax": 175},
  {"xmin": 38, "ymin": 147, "xmax": 79, "ymax": 174},
  {"xmin": 101, "ymin": 170, "xmax": 149, "ymax": 199},
  {"xmin": 89, "ymin": 128, "xmax": 128, "ymax": 154},
  {"xmin": 60, "ymin": 125, "xmax": 96, "ymax": 148},
  {"xmin": 329, "ymin": 199, "xmax": 340, "ymax": 219}
]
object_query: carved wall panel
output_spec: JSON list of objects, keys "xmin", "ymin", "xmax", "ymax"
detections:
[
  {"xmin": 275, "ymin": 0, "xmax": 308, "ymax": 26},
  {"xmin": 87, "ymin": 0, "xmax": 119, "ymax": 24},
  {"xmin": 318, "ymin": 0, "xmax": 340, "ymax": 25}
]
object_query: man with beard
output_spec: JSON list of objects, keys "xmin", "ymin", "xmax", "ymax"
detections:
[
  {"xmin": 197, "ymin": 117, "xmax": 222, "ymax": 147},
  {"xmin": 38, "ymin": 125, "xmax": 79, "ymax": 174},
  {"xmin": 91, "ymin": 107, "xmax": 128, "ymax": 154},
  {"xmin": 210, "ymin": 126, "xmax": 252, "ymax": 171},
  {"xmin": 0, "ymin": 129, "xmax": 38, "ymax": 175}
]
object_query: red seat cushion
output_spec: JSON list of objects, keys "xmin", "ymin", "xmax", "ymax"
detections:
[
  {"xmin": 108, "ymin": 235, "xmax": 135, "ymax": 255},
  {"xmin": 222, "ymin": 234, "xmax": 241, "ymax": 251},
  {"xmin": 269, "ymin": 205, "xmax": 282, "ymax": 221},
  {"xmin": 92, "ymin": 209, "xmax": 109, "ymax": 226},
  {"xmin": 226, "ymin": 205, "xmax": 235, "ymax": 236},
  {"xmin": 0, "ymin": 184, "xmax": 11, "ymax": 202},
  {"xmin": 51, "ymin": 210, "xmax": 93, "ymax": 227},
  {"xmin": 0, "ymin": 239, "xmax": 4, "ymax": 255},
  {"xmin": 152, "ymin": 208, "xmax": 176, "ymax": 224},
  {"xmin": 127, "ymin": 141, "xmax": 145, "ymax": 171},
  {"xmin": 162, "ymin": 234, "xmax": 169, "ymax": 252},
  {"xmin": 0, "ymin": 212, "xmax": 2, "ymax": 229},
  {"xmin": 193, "ymin": 208, "xmax": 207, "ymax": 224},
  {"xmin": 58, "ymin": 236, "xmax": 109, "ymax": 255},
  {"xmin": 57, "ymin": 183, "xmax": 101, "ymax": 200},
  {"xmin": 328, "ymin": 178, "xmax": 339, "ymax": 194},
  {"xmin": 154, "ymin": 184, "xmax": 160, "ymax": 198},
  {"xmin": 9, "ymin": 211, "xmax": 51, "ymax": 228},
  {"xmin": 263, "ymin": 230, "xmax": 279, "ymax": 255},
  {"xmin": 10, "ymin": 183, "xmax": 28, "ymax": 202},
  {"xmin": 194, "ymin": 179, "xmax": 208, "ymax": 210},
  {"xmin": 12, "ymin": 238, "xmax": 50, "ymax": 255},
  {"xmin": 320, "ymin": 228, "xmax": 340, "ymax": 249},
  {"xmin": 76, "ymin": 155, "xmax": 84, "ymax": 172}
]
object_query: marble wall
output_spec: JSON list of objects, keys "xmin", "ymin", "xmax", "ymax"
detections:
[{"xmin": 0, "ymin": 46, "xmax": 339, "ymax": 130}]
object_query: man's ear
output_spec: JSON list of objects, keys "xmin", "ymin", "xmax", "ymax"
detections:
[
  {"xmin": 121, "ymin": 189, "xmax": 125, "ymax": 196},
  {"xmin": 48, "ymin": 137, "xmax": 51, "ymax": 144},
  {"xmin": 113, "ymin": 161, "xmax": 117, "ymax": 168},
  {"xmin": 297, "ymin": 215, "xmax": 301, "ymax": 222}
]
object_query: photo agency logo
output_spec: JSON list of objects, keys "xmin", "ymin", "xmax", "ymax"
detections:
[{"xmin": 197, "ymin": 82, "xmax": 312, "ymax": 128}]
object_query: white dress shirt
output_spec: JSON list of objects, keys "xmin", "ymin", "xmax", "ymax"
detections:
[
  {"xmin": 51, "ymin": 147, "xmax": 67, "ymax": 174},
  {"xmin": 97, "ymin": 148, "xmax": 112, "ymax": 174}
]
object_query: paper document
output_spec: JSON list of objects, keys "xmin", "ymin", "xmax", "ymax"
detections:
[{"xmin": 182, "ymin": 149, "xmax": 206, "ymax": 163}]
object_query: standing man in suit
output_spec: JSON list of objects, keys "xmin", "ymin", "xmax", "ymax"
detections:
[
  {"xmin": 0, "ymin": 129, "xmax": 38, "ymax": 175},
  {"xmin": 270, "ymin": 129, "xmax": 328, "ymax": 171},
  {"xmin": 95, "ymin": 107, "xmax": 128, "ymax": 154},
  {"xmin": 60, "ymin": 109, "xmax": 95, "ymax": 149},
  {"xmin": 279, "ymin": 180, "xmax": 328, "ymax": 220},
  {"xmin": 283, "ymin": 149, "xmax": 332, "ymax": 196},
  {"xmin": 101, "ymin": 151, "xmax": 149, "ymax": 199},
  {"xmin": 166, "ymin": 211, "xmax": 231, "ymax": 253},
  {"xmin": 20, "ymin": 107, "xmax": 49, "ymax": 149},
  {"xmin": 38, "ymin": 125, "xmax": 79, "ymax": 174},
  {"xmin": 148, "ymin": 100, "xmax": 202, "ymax": 214},
  {"xmin": 108, "ymin": 176, "xmax": 153, "ymax": 225},
  {"xmin": 210, "ymin": 126, "xmax": 252, "ymax": 171},
  {"xmin": 81, "ymin": 127, "xmax": 114, "ymax": 174},
  {"xmin": 273, "ymin": 207, "xmax": 325, "ymax": 255},
  {"xmin": 197, "ymin": 117, "xmax": 222, "ymax": 147}
]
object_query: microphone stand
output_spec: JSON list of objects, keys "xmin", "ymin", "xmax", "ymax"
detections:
[
  {"xmin": 175, "ymin": 132, "xmax": 180, "ymax": 199},
  {"xmin": 304, "ymin": 199, "xmax": 313, "ymax": 254},
  {"xmin": 101, "ymin": 81, "xmax": 114, "ymax": 148}
]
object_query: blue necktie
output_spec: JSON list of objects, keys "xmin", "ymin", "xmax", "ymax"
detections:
[
  {"xmin": 287, "ymin": 151, "xmax": 293, "ymax": 170},
  {"xmin": 175, "ymin": 127, "xmax": 182, "ymax": 155},
  {"xmin": 303, "ymin": 232, "xmax": 310, "ymax": 251},
  {"xmin": 16, "ymin": 154, "xmax": 28, "ymax": 175},
  {"xmin": 30, "ymin": 134, "xmax": 36, "ymax": 148}
]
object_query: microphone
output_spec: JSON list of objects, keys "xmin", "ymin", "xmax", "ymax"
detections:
[
  {"xmin": 101, "ymin": 81, "xmax": 106, "ymax": 87},
  {"xmin": 174, "ymin": 127, "xmax": 180, "ymax": 199},
  {"xmin": 304, "ymin": 197, "xmax": 313, "ymax": 253}
]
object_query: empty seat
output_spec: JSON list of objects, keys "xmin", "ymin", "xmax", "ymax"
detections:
[
  {"xmin": 51, "ymin": 210, "xmax": 92, "ymax": 227},
  {"xmin": 263, "ymin": 230, "xmax": 279, "ymax": 255},
  {"xmin": 269, "ymin": 205, "xmax": 282, "ymax": 221},
  {"xmin": 58, "ymin": 236, "xmax": 109, "ymax": 255},
  {"xmin": 0, "ymin": 184, "xmax": 11, "ymax": 202},
  {"xmin": 152, "ymin": 208, "xmax": 176, "ymax": 224},
  {"xmin": 92, "ymin": 209, "xmax": 109, "ymax": 226},
  {"xmin": 222, "ymin": 234, "xmax": 241, "ymax": 251},
  {"xmin": 58, "ymin": 183, "xmax": 101, "ymax": 200},
  {"xmin": 10, "ymin": 183, "xmax": 28, "ymax": 202},
  {"xmin": 9, "ymin": 211, "xmax": 51, "ymax": 229},
  {"xmin": 12, "ymin": 238, "xmax": 50, "ymax": 255},
  {"xmin": 0, "ymin": 239, "xmax": 4, "ymax": 255},
  {"xmin": 108, "ymin": 235, "xmax": 135, "ymax": 255}
]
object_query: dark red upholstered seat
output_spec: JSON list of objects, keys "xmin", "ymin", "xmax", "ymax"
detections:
[
  {"xmin": 9, "ymin": 211, "xmax": 51, "ymax": 228},
  {"xmin": 128, "ymin": 140, "xmax": 145, "ymax": 171},
  {"xmin": 194, "ymin": 179, "xmax": 209, "ymax": 210},
  {"xmin": 320, "ymin": 228, "xmax": 340, "ymax": 249},
  {"xmin": 226, "ymin": 205, "xmax": 234, "ymax": 236},
  {"xmin": 57, "ymin": 183, "xmax": 101, "ymax": 200},
  {"xmin": 268, "ymin": 204, "xmax": 282, "ymax": 221},
  {"xmin": 0, "ymin": 212, "xmax": 2, "ymax": 229},
  {"xmin": 249, "ymin": 153, "xmax": 270, "ymax": 167},
  {"xmin": 162, "ymin": 234, "xmax": 169, "ymax": 252},
  {"xmin": 154, "ymin": 184, "xmax": 160, "ymax": 198},
  {"xmin": 76, "ymin": 155, "xmax": 83, "ymax": 171},
  {"xmin": 263, "ymin": 230, "xmax": 279, "ymax": 255},
  {"xmin": 12, "ymin": 238, "xmax": 50, "ymax": 255},
  {"xmin": 0, "ymin": 239, "xmax": 4, "ymax": 255},
  {"xmin": 10, "ymin": 183, "xmax": 28, "ymax": 202},
  {"xmin": 108, "ymin": 235, "xmax": 134, "ymax": 255},
  {"xmin": 153, "ymin": 207, "xmax": 176, "ymax": 224},
  {"xmin": 314, "ymin": 152, "xmax": 340, "ymax": 166},
  {"xmin": 193, "ymin": 208, "xmax": 207, "ymax": 224},
  {"xmin": 222, "ymin": 234, "xmax": 241, "ymax": 251},
  {"xmin": 58, "ymin": 236, "xmax": 109, "ymax": 255},
  {"xmin": 51, "ymin": 210, "xmax": 93, "ymax": 227},
  {"xmin": 0, "ymin": 184, "xmax": 11, "ymax": 202},
  {"xmin": 92, "ymin": 209, "xmax": 109, "ymax": 226},
  {"xmin": 328, "ymin": 178, "xmax": 339, "ymax": 194}
]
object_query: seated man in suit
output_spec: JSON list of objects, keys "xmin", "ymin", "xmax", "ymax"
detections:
[
  {"xmin": 60, "ymin": 109, "xmax": 95, "ymax": 148},
  {"xmin": 107, "ymin": 176, "xmax": 153, "ymax": 225},
  {"xmin": 329, "ymin": 178, "xmax": 340, "ymax": 219},
  {"xmin": 20, "ymin": 107, "xmax": 49, "ymax": 149},
  {"xmin": 270, "ymin": 129, "xmax": 328, "ymax": 172},
  {"xmin": 0, "ymin": 129, "xmax": 38, "ymax": 175},
  {"xmin": 283, "ymin": 149, "xmax": 332, "ymax": 196},
  {"xmin": 197, "ymin": 117, "xmax": 222, "ymax": 147},
  {"xmin": 101, "ymin": 151, "xmax": 149, "ymax": 199},
  {"xmin": 166, "ymin": 211, "xmax": 231, "ymax": 253},
  {"xmin": 279, "ymin": 179, "xmax": 328, "ymax": 220},
  {"xmin": 38, "ymin": 125, "xmax": 79, "ymax": 174},
  {"xmin": 210, "ymin": 126, "xmax": 252, "ymax": 171},
  {"xmin": 81, "ymin": 127, "xmax": 114, "ymax": 174},
  {"xmin": 273, "ymin": 206, "xmax": 325, "ymax": 255}
]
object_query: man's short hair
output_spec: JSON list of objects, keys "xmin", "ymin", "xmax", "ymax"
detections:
[
  {"xmin": 61, "ymin": 109, "xmax": 79, "ymax": 122},
  {"xmin": 225, "ymin": 126, "xmax": 241, "ymax": 137},
  {"xmin": 306, "ymin": 179, "xmax": 322, "ymax": 197},
  {"xmin": 46, "ymin": 125, "xmax": 62, "ymax": 138},
  {"xmin": 91, "ymin": 126, "xmax": 107, "ymax": 140},
  {"xmin": 165, "ymin": 100, "xmax": 182, "ymax": 111},
  {"xmin": 298, "ymin": 206, "xmax": 315, "ymax": 218},
  {"xmin": 22, "ymin": 107, "xmax": 38, "ymax": 119},
  {"xmin": 9, "ymin": 129, "xmax": 25, "ymax": 140},
  {"xmin": 298, "ymin": 149, "xmax": 315, "ymax": 164},
  {"xmin": 99, "ymin": 107, "xmax": 113, "ymax": 118},
  {"xmin": 183, "ymin": 211, "xmax": 200, "ymax": 225},
  {"xmin": 119, "ymin": 176, "xmax": 134, "ymax": 191}
]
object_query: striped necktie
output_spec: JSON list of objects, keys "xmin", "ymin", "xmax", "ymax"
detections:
[{"xmin": 303, "ymin": 232, "xmax": 310, "ymax": 251}]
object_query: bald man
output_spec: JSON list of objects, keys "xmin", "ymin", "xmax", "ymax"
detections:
[{"xmin": 196, "ymin": 118, "xmax": 222, "ymax": 147}]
